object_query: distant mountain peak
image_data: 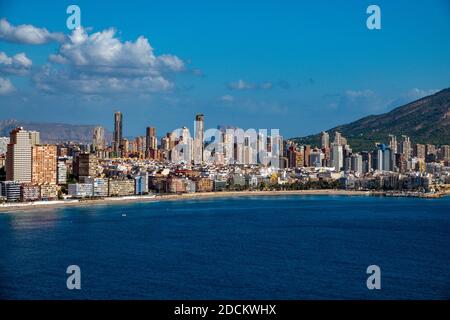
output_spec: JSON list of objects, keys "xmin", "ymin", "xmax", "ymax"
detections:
[{"xmin": 0, "ymin": 119, "xmax": 111, "ymax": 144}]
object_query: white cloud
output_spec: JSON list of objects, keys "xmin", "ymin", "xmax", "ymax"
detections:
[
  {"xmin": 344, "ymin": 89, "xmax": 375, "ymax": 98},
  {"xmin": 33, "ymin": 64, "xmax": 172, "ymax": 94},
  {"xmin": 403, "ymin": 88, "xmax": 438, "ymax": 100},
  {"xmin": 36, "ymin": 27, "xmax": 185, "ymax": 94},
  {"xmin": 0, "ymin": 18, "xmax": 65, "ymax": 44},
  {"xmin": 0, "ymin": 77, "xmax": 15, "ymax": 95},
  {"xmin": 228, "ymin": 79, "xmax": 255, "ymax": 90},
  {"xmin": 0, "ymin": 51, "xmax": 32, "ymax": 75},
  {"xmin": 49, "ymin": 28, "xmax": 184, "ymax": 76},
  {"xmin": 219, "ymin": 94, "xmax": 234, "ymax": 102},
  {"xmin": 325, "ymin": 89, "xmax": 388, "ymax": 115},
  {"xmin": 227, "ymin": 79, "xmax": 274, "ymax": 90}
]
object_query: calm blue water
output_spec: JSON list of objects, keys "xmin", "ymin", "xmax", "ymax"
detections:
[{"xmin": 0, "ymin": 195, "xmax": 449, "ymax": 300}]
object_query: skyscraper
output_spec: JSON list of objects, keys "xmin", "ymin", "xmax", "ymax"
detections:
[
  {"xmin": 361, "ymin": 151, "xmax": 372, "ymax": 173},
  {"xmin": 93, "ymin": 126, "xmax": 106, "ymax": 151},
  {"xmin": 375, "ymin": 143, "xmax": 393, "ymax": 172},
  {"xmin": 388, "ymin": 134, "xmax": 398, "ymax": 154},
  {"xmin": 331, "ymin": 143, "xmax": 343, "ymax": 171},
  {"xmin": 350, "ymin": 154, "xmax": 363, "ymax": 174},
  {"xmin": 399, "ymin": 135, "xmax": 411, "ymax": 159},
  {"xmin": 194, "ymin": 114, "xmax": 204, "ymax": 164},
  {"xmin": 334, "ymin": 131, "xmax": 343, "ymax": 145},
  {"xmin": 321, "ymin": 131, "xmax": 330, "ymax": 149},
  {"xmin": 146, "ymin": 126, "xmax": 157, "ymax": 158},
  {"xmin": 6, "ymin": 127, "xmax": 33, "ymax": 183},
  {"xmin": 74, "ymin": 153, "xmax": 97, "ymax": 179},
  {"xmin": 120, "ymin": 138, "xmax": 129, "ymax": 157},
  {"xmin": 135, "ymin": 136, "xmax": 146, "ymax": 158},
  {"xmin": 309, "ymin": 148, "xmax": 323, "ymax": 167},
  {"xmin": 32, "ymin": 145, "xmax": 57, "ymax": 185},
  {"xmin": 29, "ymin": 131, "xmax": 40, "ymax": 145},
  {"xmin": 113, "ymin": 111, "xmax": 123, "ymax": 156},
  {"xmin": 57, "ymin": 159, "xmax": 67, "ymax": 185},
  {"xmin": 304, "ymin": 145, "xmax": 311, "ymax": 167},
  {"xmin": 440, "ymin": 145, "xmax": 450, "ymax": 161},
  {"xmin": 414, "ymin": 144, "xmax": 426, "ymax": 160},
  {"xmin": 287, "ymin": 145, "xmax": 304, "ymax": 168}
]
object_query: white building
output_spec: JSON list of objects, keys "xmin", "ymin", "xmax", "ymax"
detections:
[
  {"xmin": 57, "ymin": 159, "xmax": 67, "ymax": 184},
  {"xmin": 6, "ymin": 127, "xmax": 36, "ymax": 183},
  {"xmin": 331, "ymin": 143, "xmax": 343, "ymax": 172},
  {"xmin": 68, "ymin": 183, "xmax": 94, "ymax": 198}
]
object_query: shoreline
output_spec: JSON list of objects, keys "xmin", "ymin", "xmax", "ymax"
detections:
[{"xmin": 0, "ymin": 189, "xmax": 446, "ymax": 213}]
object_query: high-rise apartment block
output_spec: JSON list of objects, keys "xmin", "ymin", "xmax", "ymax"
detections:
[
  {"xmin": 321, "ymin": 131, "xmax": 330, "ymax": 149},
  {"xmin": 31, "ymin": 145, "xmax": 57, "ymax": 185},
  {"xmin": 6, "ymin": 127, "xmax": 35, "ymax": 183},
  {"xmin": 194, "ymin": 114, "xmax": 204, "ymax": 164},
  {"xmin": 93, "ymin": 126, "xmax": 106, "ymax": 151},
  {"xmin": 113, "ymin": 111, "xmax": 123, "ymax": 156},
  {"xmin": 74, "ymin": 153, "xmax": 97, "ymax": 179}
]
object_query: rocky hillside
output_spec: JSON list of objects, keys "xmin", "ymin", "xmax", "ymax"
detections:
[{"xmin": 292, "ymin": 87, "xmax": 450, "ymax": 151}]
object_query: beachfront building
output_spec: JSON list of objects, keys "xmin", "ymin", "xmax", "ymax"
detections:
[
  {"xmin": 21, "ymin": 184, "xmax": 41, "ymax": 202},
  {"xmin": 82, "ymin": 177, "xmax": 109, "ymax": 197},
  {"xmin": 6, "ymin": 128, "xmax": 33, "ymax": 183},
  {"xmin": 0, "ymin": 181, "xmax": 21, "ymax": 202},
  {"xmin": 93, "ymin": 178, "xmax": 109, "ymax": 197},
  {"xmin": 166, "ymin": 177, "xmax": 186, "ymax": 194},
  {"xmin": 40, "ymin": 184, "xmax": 59, "ymax": 200},
  {"xmin": 108, "ymin": 179, "xmax": 135, "ymax": 197},
  {"xmin": 194, "ymin": 177, "xmax": 213, "ymax": 192},
  {"xmin": 185, "ymin": 179, "xmax": 196, "ymax": 193},
  {"xmin": 134, "ymin": 172, "xmax": 149, "ymax": 195},
  {"xmin": 213, "ymin": 180, "xmax": 227, "ymax": 192},
  {"xmin": 68, "ymin": 183, "xmax": 94, "ymax": 198}
]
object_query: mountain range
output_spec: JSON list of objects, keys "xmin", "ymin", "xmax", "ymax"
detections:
[
  {"xmin": 292, "ymin": 87, "xmax": 450, "ymax": 152},
  {"xmin": 0, "ymin": 119, "xmax": 111, "ymax": 144},
  {"xmin": 1, "ymin": 87, "xmax": 449, "ymax": 149}
]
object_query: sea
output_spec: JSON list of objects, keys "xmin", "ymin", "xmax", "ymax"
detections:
[{"xmin": 0, "ymin": 195, "xmax": 449, "ymax": 300}]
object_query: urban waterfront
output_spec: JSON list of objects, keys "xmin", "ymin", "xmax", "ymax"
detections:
[{"xmin": 0, "ymin": 195, "xmax": 449, "ymax": 300}]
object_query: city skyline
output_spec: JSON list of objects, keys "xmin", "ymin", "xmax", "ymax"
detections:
[
  {"xmin": 2, "ymin": 1, "xmax": 450, "ymax": 304},
  {"xmin": 0, "ymin": 0, "xmax": 449, "ymax": 137}
]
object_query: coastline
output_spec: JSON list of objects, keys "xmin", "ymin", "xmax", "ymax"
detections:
[
  {"xmin": 0, "ymin": 190, "xmax": 378, "ymax": 213},
  {"xmin": 1, "ymin": 189, "xmax": 447, "ymax": 214}
]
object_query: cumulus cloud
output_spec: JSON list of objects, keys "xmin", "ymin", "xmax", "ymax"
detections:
[
  {"xmin": 35, "ymin": 27, "xmax": 185, "ymax": 94},
  {"xmin": 0, "ymin": 51, "xmax": 32, "ymax": 75},
  {"xmin": 0, "ymin": 77, "xmax": 15, "ymax": 95},
  {"xmin": 0, "ymin": 18, "xmax": 65, "ymax": 44},
  {"xmin": 48, "ymin": 28, "xmax": 184, "ymax": 75}
]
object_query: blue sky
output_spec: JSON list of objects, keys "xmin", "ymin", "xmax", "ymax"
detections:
[{"xmin": 0, "ymin": 0, "xmax": 449, "ymax": 138}]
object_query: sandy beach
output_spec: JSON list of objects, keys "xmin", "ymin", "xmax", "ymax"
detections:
[{"xmin": 0, "ymin": 190, "xmax": 380, "ymax": 213}]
